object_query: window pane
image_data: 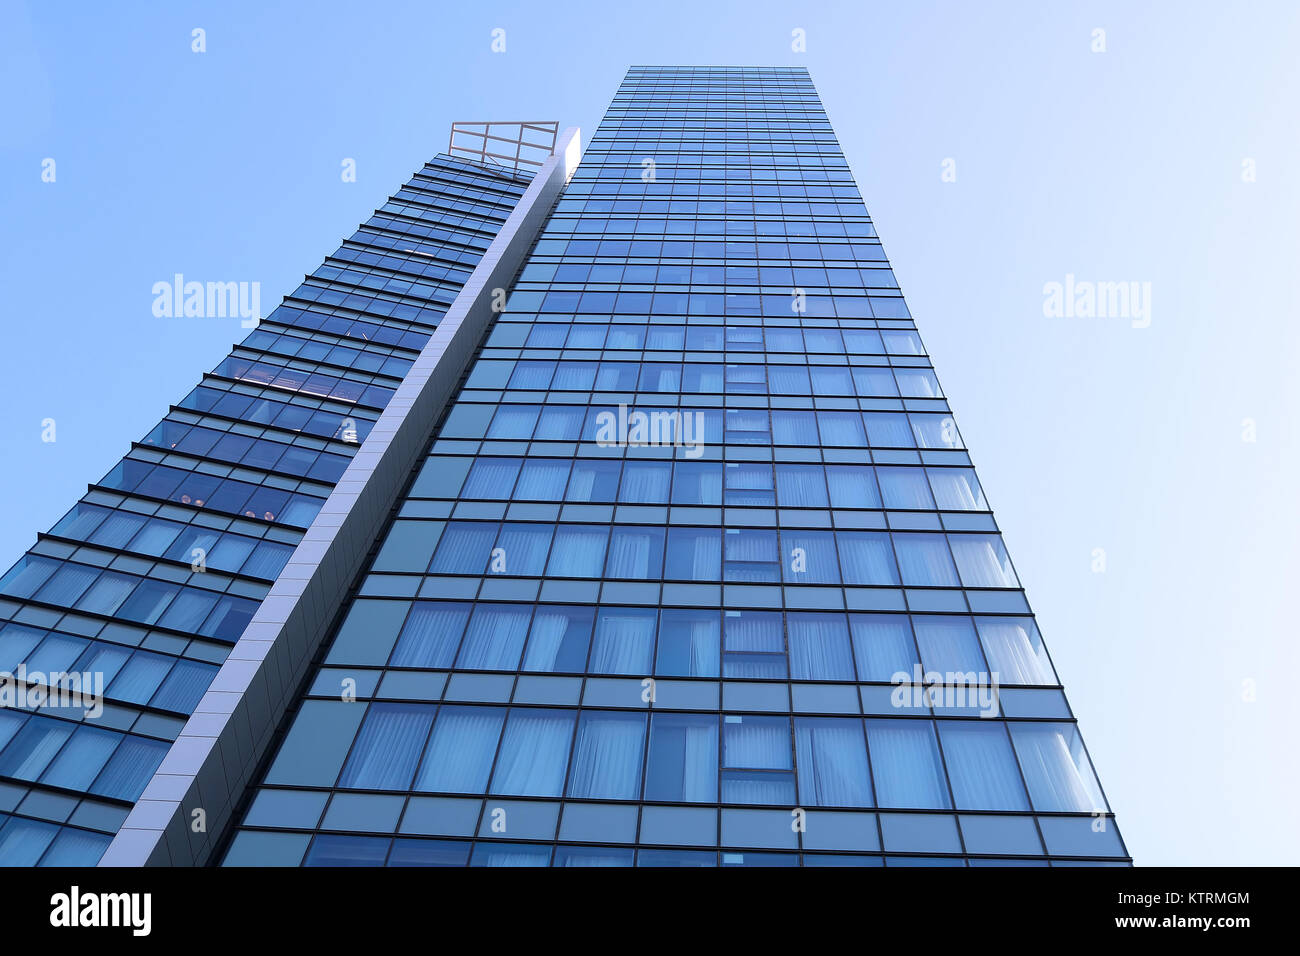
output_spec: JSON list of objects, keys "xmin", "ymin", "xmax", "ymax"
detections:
[
  {"xmin": 787, "ymin": 612, "xmax": 854, "ymax": 680},
  {"xmin": 392, "ymin": 602, "xmax": 469, "ymax": 668},
  {"xmin": 605, "ymin": 526, "xmax": 665, "ymax": 578},
  {"xmin": 937, "ymin": 721, "xmax": 1029, "ymax": 810},
  {"xmin": 656, "ymin": 608, "xmax": 719, "ymax": 677},
  {"xmin": 1010, "ymin": 723, "xmax": 1107, "ymax": 812},
  {"xmin": 975, "ymin": 617, "xmax": 1056, "ymax": 685},
  {"xmin": 490, "ymin": 709, "xmax": 575, "ymax": 797},
  {"xmin": 665, "ymin": 528, "xmax": 720, "ymax": 580},
  {"xmin": 950, "ymin": 535, "xmax": 1019, "ymax": 588},
  {"xmin": 455, "ymin": 605, "xmax": 530, "ymax": 671},
  {"xmin": 546, "ymin": 525, "xmax": 608, "ymax": 577},
  {"xmin": 826, "ymin": 465, "xmax": 880, "ymax": 509},
  {"xmin": 567, "ymin": 712, "xmax": 646, "ymax": 799},
  {"xmin": 866, "ymin": 719, "xmax": 950, "ymax": 809},
  {"xmin": 429, "ymin": 522, "xmax": 497, "ymax": 574},
  {"xmin": 927, "ymin": 468, "xmax": 986, "ymax": 511},
  {"xmin": 414, "ymin": 706, "xmax": 505, "ymax": 793},
  {"xmin": 339, "ymin": 703, "xmax": 435, "ymax": 790},
  {"xmin": 646, "ymin": 713, "xmax": 718, "ymax": 802},
  {"xmin": 912, "ymin": 616, "xmax": 988, "ymax": 675},
  {"xmin": 492, "ymin": 523, "xmax": 552, "ymax": 576},
  {"xmin": 836, "ymin": 532, "xmax": 899, "ymax": 586},
  {"xmin": 589, "ymin": 607, "xmax": 656, "ymax": 674},
  {"xmin": 795, "ymin": 717, "xmax": 873, "ymax": 807},
  {"xmin": 892, "ymin": 534, "xmax": 959, "ymax": 587},
  {"xmin": 522, "ymin": 606, "xmax": 593, "ymax": 672},
  {"xmin": 849, "ymin": 614, "xmax": 920, "ymax": 682}
]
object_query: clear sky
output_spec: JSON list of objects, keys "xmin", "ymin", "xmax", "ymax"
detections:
[{"xmin": 2, "ymin": 0, "xmax": 1297, "ymax": 866}]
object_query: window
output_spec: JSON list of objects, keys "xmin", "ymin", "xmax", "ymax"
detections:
[
  {"xmin": 645, "ymin": 713, "xmax": 718, "ymax": 802},
  {"xmin": 975, "ymin": 617, "xmax": 1056, "ymax": 685},
  {"xmin": 492, "ymin": 524, "xmax": 552, "ymax": 576},
  {"xmin": 522, "ymin": 606, "xmax": 593, "ymax": 673},
  {"xmin": 780, "ymin": 530, "xmax": 840, "ymax": 584},
  {"xmin": 656, "ymin": 609, "xmax": 719, "ymax": 677},
  {"xmin": 911, "ymin": 616, "xmax": 988, "ymax": 675},
  {"xmin": 606, "ymin": 526, "xmax": 665, "ymax": 578},
  {"xmin": 415, "ymin": 706, "xmax": 504, "ymax": 793},
  {"xmin": 455, "ymin": 604, "xmax": 531, "ymax": 670},
  {"xmin": 949, "ymin": 535, "xmax": 1019, "ymax": 588},
  {"xmin": 722, "ymin": 715, "xmax": 794, "ymax": 805},
  {"xmin": 339, "ymin": 704, "xmax": 435, "ymax": 790},
  {"xmin": 429, "ymin": 522, "xmax": 496, "ymax": 574},
  {"xmin": 795, "ymin": 718, "xmax": 873, "ymax": 807},
  {"xmin": 927, "ymin": 468, "xmax": 986, "ymax": 511},
  {"xmin": 390, "ymin": 602, "xmax": 467, "ymax": 668},
  {"xmin": 787, "ymin": 612, "xmax": 855, "ymax": 680},
  {"xmin": 589, "ymin": 607, "xmax": 656, "ymax": 674},
  {"xmin": 490, "ymin": 709, "xmax": 575, "ymax": 797},
  {"xmin": 665, "ymin": 527, "xmax": 720, "ymax": 580},
  {"xmin": 836, "ymin": 532, "xmax": 899, "ymax": 586},
  {"xmin": 826, "ymin": 465, "xmax": 880, "ymax": 509},
  {"xmin": 567, "ymin": 712, "xmax": 646, "ymax": 800},
  {"xmin": 937, "ymin": 722, "xmax": 1029, "ymax": 810},
  {"xmin": 1009, "ymin": 723, "xmax": 1107, "ymax": 812},
  {"xmin": 892, "ymin": 534, "xmax": 960, "ymax": 587},
  {"xmin": 877, "ymin": 467, "xmax": 935, "ymax": 510},
  {"xmin": 849, "ymin": 614, "xmax": 919, "ymax": 682},
  {"xmin": 775, "ymin": 464, "xmax": 828, "ymax": 507},
  {"xmin": 546, "ymin": 525, "xmax": 608, "ymax": 577},
  {"xmin": 723, "ymin": 610, "xmax": 787, "ymax": 678},
  {"xmin": 866, "ymin": 719, "xmax": 950, "ymax": 809}
]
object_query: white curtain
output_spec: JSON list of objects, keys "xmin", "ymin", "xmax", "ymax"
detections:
[
  {"xmin": 456, "ymin": 605, "xmax": 530, "ymax": 670},
  {"xmin": 546, "ymin": 526, "xmax": 608, "ymax": 577},
  {"xmin": 521, "ymin": 610, "xmax": 570, "ymax": 672},
  {"xmin": 787, "ymin": 613, "xmax": 855, "ymax": 680},
  {"xmin": 949, "ymin": 535, "xmax": 1019, "ymax": 588},
  {"xmin": 606, "ymin": 527, "xmax": 662, "ymax": 578},
  {"xmin": 489, "ymin": 709, "xmax": 575, "ymax": 797},
  {"xmin": 589, "ymin": 609, "xmax": 656, "ymax": 674},
  {"xmin": 392, "ymin": 602, "xmax": 469, "ymax": 668},
  {"xmin": 937, "ymin": 722, "xmax": 1029, "ymax": 810},
  {"xmin": 339, "ymin": 704, "xmax": 434, "ymax": 790},
  {"xmin": 849, "ymin": 614, "xmax": 919, "ymax": 682},
  {"xmin": 892, "ymin": 534, "xmax": 959, "ymax": 587},
  {"xmin": 976, "ymin": 617, "xmax": 1056, "ymax": 685},
  {"xmin": 927, "ymin": 468, "xmax": 985, "ymax": 510},
  {"xmin": 865, "ymin": 719, "xmax": 951, "ymax": 809},
  {"xmin": 912, "ymin": 615, "xmax": 987, "ymax": 675},
  {"xmin": 415, "ymin": 706, "xmax": 505, "ymax": 793},
  {"xmin": 836, "ymin": 532, "xmax": 899, "ymax": 586},
  {"xmin": 795, "ymin": 718, "xmax": 873, "ymax": 806},
  {"xmin": 567, "ymin": 712, "xmax": 646, "ymax": 799},
  {"xmin": 776, "ymin": 465, "xmax": 828, "ymax": 507},
  {"xmin": 1010, "ymin": 723, "xmax": 1106, "ymax": 812}
]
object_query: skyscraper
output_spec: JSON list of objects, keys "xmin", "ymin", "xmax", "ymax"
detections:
[{"xmin": 0, "ymin": 67, "xmax": 1127, "ymax": 867}]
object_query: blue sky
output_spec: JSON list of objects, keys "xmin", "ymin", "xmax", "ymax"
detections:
[{"xmin": 2, "ymin": 0, "xmax": 1298, "ymax": 865}]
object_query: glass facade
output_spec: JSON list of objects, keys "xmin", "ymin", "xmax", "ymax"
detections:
[
  {"xmin": 0, "ymin": 155, "xmax": 530, "ymax": 865},
  {"xmin": 221, "ymin": 67, "xmax": 1127, "ymax": 866}
]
